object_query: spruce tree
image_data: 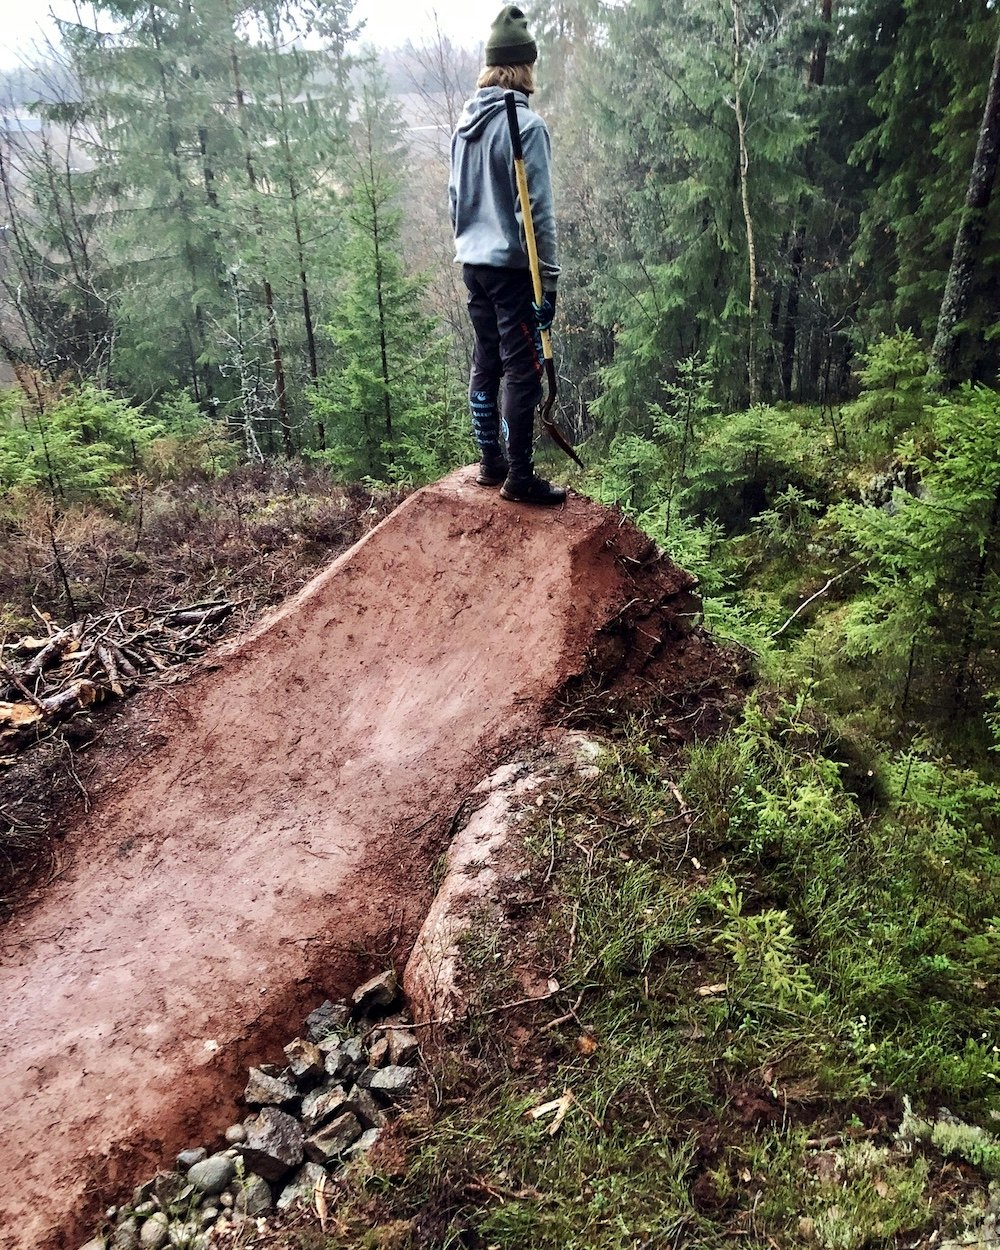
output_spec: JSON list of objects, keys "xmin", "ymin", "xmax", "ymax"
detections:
[
  {"xmin": 839, "ymin": 385, "xmax": 1000, "ymax": 715},
  {"xmin": 852, "ymin": 0, "xmax": 1000, "ymax": 379},
  {"xmin": 309, "ymin": 61, "xmax": 457, "ymax": 482},
  {"xmin": 585, "ymin": 0, "xmax": 815, "ymax": 421},
  {"xmin": 19, "ymin": 0, "xmax": 357, "ymax": 423},
  {"xmin": 931, "ymin": 24, "xmax": 1000, "ymax": 388}
]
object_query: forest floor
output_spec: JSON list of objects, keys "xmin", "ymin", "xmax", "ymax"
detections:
[
  {"xmin": 0, "ymin": 468, "xmax": 736, "ymax": 1250},
  {"xmin": 4, "ymin": 455, "xmax": 999, "ymax": 1250},
  {"xmin": 0, "ymin": 463, "xmax": 405, "ymax": 915}
]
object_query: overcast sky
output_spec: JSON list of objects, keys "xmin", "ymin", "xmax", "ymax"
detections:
[{"xmin": 0, "ymin": 1, "xmax": 489, "ymax": 70}]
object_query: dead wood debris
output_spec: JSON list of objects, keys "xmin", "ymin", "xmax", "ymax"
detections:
[{"xmin": 0, "ymin": 599, "xmax": 236, "ymax": 752}]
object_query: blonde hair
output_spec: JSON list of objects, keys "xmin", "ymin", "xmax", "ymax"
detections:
[{"xmin": 477, "ymin": 63, "xmax": 535, "ymax": 94}]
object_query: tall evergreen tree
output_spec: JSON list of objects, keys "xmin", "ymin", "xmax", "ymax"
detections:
[
  {"xmin": 931, "ymin": 23, "xmax": 1000, "ymax": 388},
  {"xmin": 51, "ymin": 1, "xmax": 241, "ymax": 399},
  {"xmin": 852, "ymin": 0, "xmax": 1000, "ymax": 380},
  {"xmin": 310, "ymin": 61, "xmax": 456, "ymax": 481},
  {"xmin": 583, "ymin": 0, "xmax": 815, "ymax": 422},
  {"xmin": 18, "ymin": 0, "xmax": 357, "ymax": 427}
]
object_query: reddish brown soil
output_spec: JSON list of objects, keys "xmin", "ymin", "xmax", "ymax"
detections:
[{"xmin": 0, "ymin": 469, "xmax": 732, "ymax": 1250}]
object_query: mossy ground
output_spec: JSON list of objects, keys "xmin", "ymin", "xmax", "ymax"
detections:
[{"xmin": 263, "ymin": 691, "xmax": 1000, "ymax": 1250}]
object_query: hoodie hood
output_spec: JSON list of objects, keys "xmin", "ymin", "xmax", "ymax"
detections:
[{"xmin": 456, "ymin": 87, "xmax": 528, "ymax": 142}]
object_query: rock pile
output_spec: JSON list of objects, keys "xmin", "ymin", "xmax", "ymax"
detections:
[{"xmin": 80, "ymin": 971, "xmax": 418, "ymax": 1250}]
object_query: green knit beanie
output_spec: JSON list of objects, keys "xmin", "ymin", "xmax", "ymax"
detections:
[{"xmin": 485, "ymin": 5, "xmax": 538, "ymax": 66}]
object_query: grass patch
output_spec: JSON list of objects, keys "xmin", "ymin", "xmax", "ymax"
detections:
[{"xmin": 319, "ymin": 697, "xmax": 1000, "ymax": 1248}]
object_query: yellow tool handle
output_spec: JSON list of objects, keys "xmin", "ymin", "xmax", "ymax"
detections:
[
  {"xmin": 512, "ymin": 156, "xmax": 553, "ymax": 361},
  {"xmin": 505, "ymin": 93, "xmax": 553, "ymax": 363},
  {"xmin": 503, "ymin": 91, "xmax": 583, "ymax": 469}
]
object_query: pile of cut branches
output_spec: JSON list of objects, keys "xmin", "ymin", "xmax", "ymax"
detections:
[{"xmin": 0, "ymin": 600, "xmax": 236, "ymax": 753}]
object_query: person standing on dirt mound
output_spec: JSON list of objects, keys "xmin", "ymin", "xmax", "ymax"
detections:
[{"xmin": 448, "ymin": 5, "xmax": 566, "ymax": 507}]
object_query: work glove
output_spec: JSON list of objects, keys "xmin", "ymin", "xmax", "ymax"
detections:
[{"xmin": 533, "ymin": 290, "xmax": 557, "ymax": 333}]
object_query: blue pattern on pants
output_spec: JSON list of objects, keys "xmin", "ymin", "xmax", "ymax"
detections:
[{"xmin": 470, "ymin": 389, "xmax": 502, "ymax": 458}]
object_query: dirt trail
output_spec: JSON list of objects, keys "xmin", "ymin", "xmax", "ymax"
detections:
[{"xmin": 0, "ymin": 470, "xmax": 712, "ymax": 1250}]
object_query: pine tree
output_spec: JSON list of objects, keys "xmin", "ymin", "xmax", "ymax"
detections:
[
  {"xmin": 852, "ymin": 0, "xmax": 1000, "ymax": 379},
  {"xmin": 839, "ymin": 385, "xmax": 1000, "ymax": 714},
  {"xmin": 47, "ymin": 1, "xmax": 242, "ymax": 399},
  {"xmin": 931, "ymin": 24, "xmax": 1000, "ymax": 388},
  {"xmin": 17, "ymin": 0, "xmax": 358, "ymax": 425},
  {"xmin": 310, "ymin": 61, "xmax": 457, "ymax": 482},
  {"xmin": 585, "ymin": 0, "xmax": 815, "ymax": 422}
]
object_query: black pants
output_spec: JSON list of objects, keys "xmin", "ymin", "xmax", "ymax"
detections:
[{"xmin": 463, "ymin": 264, "xmax": 542, "ymax": 479}]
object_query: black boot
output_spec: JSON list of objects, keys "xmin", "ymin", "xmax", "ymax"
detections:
[
  {"xmin": 476, "ymin": 454, "xmax": 509, "ymax": 487},
  {"xmin": 500, "ymin": 472, "xmax": 567, "ymax": 506}
]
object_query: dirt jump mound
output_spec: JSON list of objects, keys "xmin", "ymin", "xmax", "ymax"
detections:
[{"xmin": 0, "ymin": 469, "xmax": 731, "ymax": 1250}]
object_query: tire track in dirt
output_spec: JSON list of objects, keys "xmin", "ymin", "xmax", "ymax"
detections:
[{"xmin": 0, "ymin": 470, "xmax": 693, "ymax": 1249}]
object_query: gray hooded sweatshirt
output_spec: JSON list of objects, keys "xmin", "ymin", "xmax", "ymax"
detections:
[{"xmin": 449, "ymin": 87, "xmax": 559, "ymax": 291}]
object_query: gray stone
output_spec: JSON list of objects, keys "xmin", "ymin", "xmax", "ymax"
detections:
[
  {"xmin": 305, "ymin": 999, "xmax": 350, "ymax": 1042},
  {"xmin": 167, "ymin": 1225, "xmax": 198, "ymax": 1249},
  {"xmin": 325, "ymin": 1036, "xmax": 365, "ymax": 1081},
  {"xmin": 132, "ymin": 1179, "xmax": 154, "ymax": 1207},
  {"xmin": 368, "ymin": 1036, "xmax": 390, "ymax": 1067},
  {"xmin": 223, "ymin": 1124, "xmax": 247, "ymax": 1145},
  {"xmin": 187, "ymin": 1154, "xmax": 235, "ymax": 1196},
  {"xmin": 345, "ymin": 1084, "xmax": 386, "ymax": 1128},
  {"xmin": 113, "ymin": 1217, "xmax": 140, "ymax": 1250},
  {"xmin": 301, "ymin": 1082, "xmax": 349, "ymax": 1131},
  {"xmin": 240, "ymin": 1106, "xmax": 304, "ymax": 1181},
  {"xmin": 276, "ymin": 1162, "xmax": 327, "ymax": 1212},
  {"xmin": 218, "ymin": 1192, "xmax": 234, "ymax": 1210},
  {"xmin": 167, "ymin": 1184, "xmax": 195, "ymax": 1213},
  {"xmin": 386, "ymin": 1028, "xmax": 420, "ymax": 1066},
  {"xmin": 343, "ymin": 1036, "xmax": 365, "ymax": 1058},
  {"xmin": 198, "ymin": 1208, "xmax": 218, "ymax": 1229},
  {"xmin": 151, "ymin": 1171, "xmax": 185, "ymax": 1208},
  {"xmin": 244, "ymin": 1067, "xmax": 298, "ymax": 1106},
  {"xmin": 234, "ymin": 1173, "xmax": 273, "ymax": 1217},
  {"xmin": 304, "ymin": 1111, "xmax": 363, "ymax": 1163},
  {"xmin": 284, "ymin": 1036, "xmax": 325, "ymax": 1082},
  {"xmin": 138, "ymin": 1213, "xmax": 169, "ymax": 1250},
  {"xmin": 351, "ymin": 969, "xmax": 398, "ymax": 1015},
  {"xmin": 346, "ymin": 1127, "xmax": 382, "ymax": 1156},
  {"xmin": 175, "ymin": 1148, "xmax": 206, "ymax": 1173},
  {"xmin": 133, "ymin": 1203, "xmax": 155, "ymax": 1219},
  {"xmin": 323, "ymin": 1047, "xmax": 351, "ymax": 1080},
  {"xmin": 367, "ymin": 1065, "xmax": 417, "ymax": 1099}
]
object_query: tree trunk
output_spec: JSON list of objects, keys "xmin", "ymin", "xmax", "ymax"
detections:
[
  {"xmin": 781, "ymin": 0, "xmax": 833, "ymax": 401},
  {"xmin": 373, "ymin": 209, "xmax": 393, "ymax": 447},
  {"xmin": 810, "ymin": 0, "xmax": 833, "ymax": 86},
  {"xmin": 781, "ymin": 236, "xmax": 804, "ymax": 398},
  {"xmin": 149, "ymin": 4, "xmax": 208, "ymax": 398},
  {"xmin": 732, "ymin": 0, "xmax": 760, "ymax": 406},
  {"xmin": 231, "ymin": 48, "xmax": 294, "ymax": 457},
  {"xmin": 931, "ymin": 25, "xmax": 1000, "ymax": 388},
  {"xmin": 264, "ymin": 277, "xmax": 292, "ymax": 458},
  {"xmin": 366, "ymin": 142, "xmax": 393, "ymax": 453},
  {"xmin": 268, "ymin": 22, "xmax": 321, "ymax": 394}
]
